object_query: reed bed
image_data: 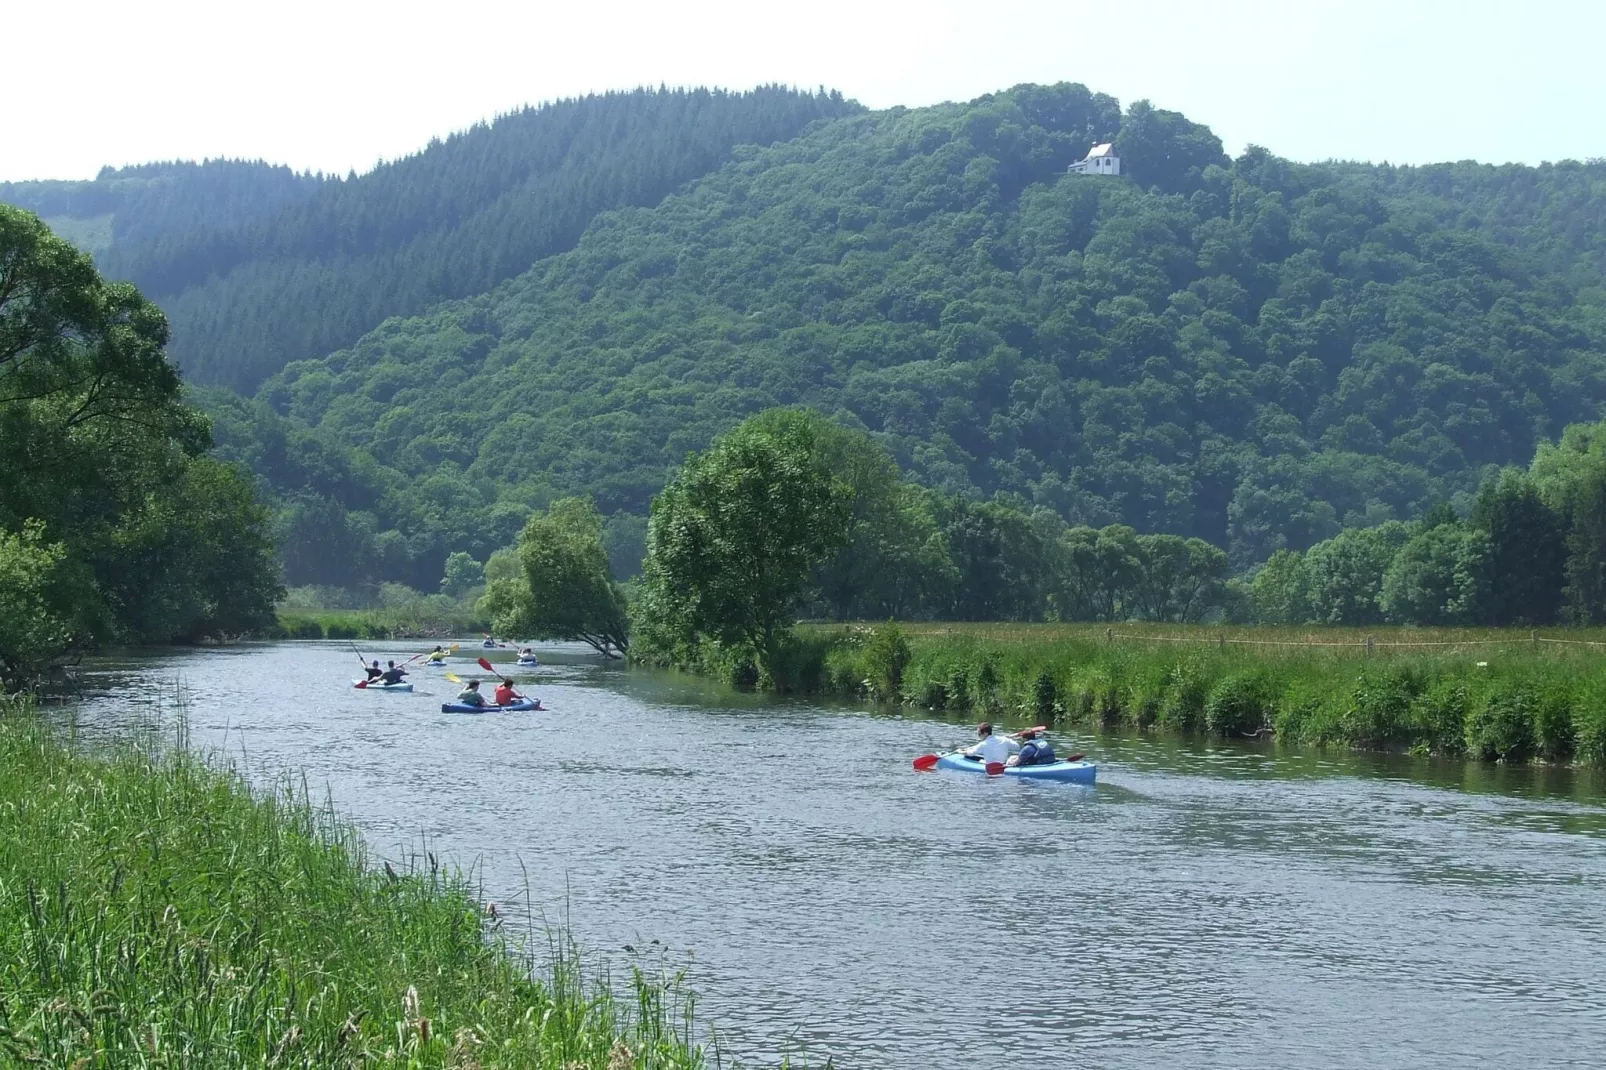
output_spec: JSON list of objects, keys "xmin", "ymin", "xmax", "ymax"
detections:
[
  {"xmin": 783, "ymin": 623, "xmax": 1606, "ymax": 764},
  {"xmin": 0, "ymin": 704, "xmax": 711, "ymax": 1068}
]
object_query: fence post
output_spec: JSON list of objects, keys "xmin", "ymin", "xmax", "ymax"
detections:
[
  {"xmin": 1532, "ymin": 629, "xmax": 1539, "ymax": 650},
  {"xmin": 1218, "ymin": 631, "xmax": 1226, "ymax": 650},
  {"xmin": 1365, "ymin": 635, "xmax": 1374, "ymax": 658},
  {"xmin": 1105, "ymin": 627, "xmax": 1113, "ymax": 645}
]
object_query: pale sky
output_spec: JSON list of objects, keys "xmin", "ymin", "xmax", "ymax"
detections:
[{"xmin": 5, "ymin": 0, "xmax": 1603, "ymax": 181}]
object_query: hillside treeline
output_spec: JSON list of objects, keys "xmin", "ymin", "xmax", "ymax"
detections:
[
  {"xmin": 19, "ymin": 87, "xmax": 858, "ymax": 392},
  {"xmin": 255, "ymin": 83, "xmax": 1606, "ymax": 574}
]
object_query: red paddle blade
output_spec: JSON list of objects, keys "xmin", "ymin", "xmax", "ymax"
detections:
[
  {"xmin": 477, "ymin": 656, "xmax": 495, "ymax": 672},
  {"xmin": 912, "ymin": 754, "xmax": 940, "ymax": 771},
  {"xmin": 1065, "ymin": 753, "xmax": 1086, "ymax": 763},
  {"xmin": 354, "ymin": 680, "xmax": 367, "ymax": 688},
  {"xmin": 984, "ymin": 761, "xmax": 1006, "ymax": 777}
]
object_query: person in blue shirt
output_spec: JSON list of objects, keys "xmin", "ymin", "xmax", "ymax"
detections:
[{"xmin": 1009, "ymin": 728, "xmax": 1057, "ymax": 767}]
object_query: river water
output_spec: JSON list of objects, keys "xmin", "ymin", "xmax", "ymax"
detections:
[{"xmin": 71, "ymin": 641, "xmax": 1606, "ymax": 1069}]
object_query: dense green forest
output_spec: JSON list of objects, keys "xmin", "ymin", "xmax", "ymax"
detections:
[
  {"xmin": 10, "ymin": 82, "xmax": 1606, "ymax": 619},
  {"xmin": 5, "ymin": 88, "xmax": 857, "ymax": 393},
  {"xmin": 0, "ymin": 159, "xmax": 328, "ymax": 264},
  {"xmin": 250, "ymin": 83, "xmax": 1606, "ymax": 586},
  {"xmin": 0, "ymin": 206, "xmax": 281, "ymax": 687}
]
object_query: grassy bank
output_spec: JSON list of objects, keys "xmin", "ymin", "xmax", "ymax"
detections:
[
  {"xmin": 0, "ymin": 706, "xmax": 707, "ymax": 1067},
  {"xmin": 689, "ymin": 622, "xmax": 1606, "ymax": 764},
  {"xmin": 272, "ymin": 606, "xmax": 491, "ymax": 641}
]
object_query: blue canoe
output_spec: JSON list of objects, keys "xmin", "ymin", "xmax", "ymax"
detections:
[
  {"xmin": 440, "ymin": 698, "xmax": 541, "ymax": 714},
  {"xmin": 935, "ymin": 752, "xmax": 1097, "ymax": 783},
  {"xmin": 516, "ymin": 657, "xmax": 540, "ymax": 667},
  {"xmin": 354, "ymin": 680, "xmax": 413, "ymax": 692}
]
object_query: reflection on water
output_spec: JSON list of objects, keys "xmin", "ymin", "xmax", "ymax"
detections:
[{"xmin": 67, "ymin": 641, "xmax": 1606, "ymax": 1069}]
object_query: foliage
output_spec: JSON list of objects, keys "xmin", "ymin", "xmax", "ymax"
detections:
[
  {"xmin": 482, "ymin": 497, "xmax": 629, "ymax": 657},
  {"xmin": 439, "ymin": 550, "xmax": 484, "ymax": 597},
  {"xmin": 0, "ymin": 523, "xmax": 91, "ymax": 689},
  {"xmin": 0, "ymin": 207, "xmax": 282, "ymax": 682},
  {"xmin": 1472, "ymin": 469, "xmax": 1566, "ymax": 625},
  {"xmin": 246, "ymin": 84, "xmax": 1606, "ymax": 581},
  {"xmin": 1379, "ymin": 524, "xmax": 1492, "ymax": 626},
  {"xmin": 1251, "ymin": 549, "xmax": 1313, "ymax": 625},
  {"xmin": 636, "ymin": 410, "xmax": 852, "ymax": 679},
  {"xmin": 0, "ymin": 708, "xmax": 712, "ymax": 1067}
]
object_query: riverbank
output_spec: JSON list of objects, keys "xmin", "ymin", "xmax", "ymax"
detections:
[
  {"xmin": 661, "ymin": 622, "xmax": 1606, "ymax": 765},
  {"xmin": 0, "ymin": 704, "xmax": 707, "ymax": 1068},
  {"xmin": 274, "ymin": 605, "xmax": 491, "ymax": 641}
]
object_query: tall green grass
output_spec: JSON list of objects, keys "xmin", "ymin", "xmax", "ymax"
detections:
[
  {"xmin": 272, "ymin": 605, "xmax": 491, "ymax": 642},
  {"xmin": 795, "ymin": 622, "xmax": 1606, "ymax": 765},
  {"xmin": 0, "ymin": 705, "xmax": 711, "ymax": 1067}
]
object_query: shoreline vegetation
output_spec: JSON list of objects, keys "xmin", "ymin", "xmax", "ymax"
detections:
[
  {"xmin": 652, "ymin": 621, "xmax": 1606, "ymax": 767},
  {"xmin": 0, "ymin": 703, "xmax": 714, "ymax": 1068}
]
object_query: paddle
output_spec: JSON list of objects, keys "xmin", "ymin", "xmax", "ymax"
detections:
[
  {"xmin": 350, "ymin": 641, "xmax": 372, "ymax": 688},
  {"xmin": 911, "ymin": 745, "xmax": 1087, "ymax": 773},
  {"xmin": 477, "ymin": 656, "xmax": 496, "ymax": 673}
]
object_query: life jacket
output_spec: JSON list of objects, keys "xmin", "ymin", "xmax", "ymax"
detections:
[{"xmin": 1018, "ymin": 739, "xmax": 1056, "ymax": 766}]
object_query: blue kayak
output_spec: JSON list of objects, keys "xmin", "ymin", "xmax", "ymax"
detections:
[
  {"xmin": 935, "ymin": 752, "xmax": 1096, "ymax": 783},
  {"xmin": 354, "ymin": 680, "xmax": 413, "ymax": 692},
  {"xmin": 440, "ymin": 698, "xmax": 540, "ymax": 714},
  {"xmin": 516, "ymin": 657, "xmax": 540, "ymax": 667}
]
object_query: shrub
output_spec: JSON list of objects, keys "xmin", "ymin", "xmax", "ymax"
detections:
[
  {"xmin": 1344, "ymin": 669, "xmax": 1420, "ymax": 748},
  {"xmin": 1032, "ymin": 671, "xmax": 1058, "ymax": 722},
  {"xmin": 1575, "ymin": 691, "xmax": 1606, "ymax": 766},
  {"xmin": 1410, "ymin": 680, "xmax": 1468, "ymax": 756},
  {"xmin": 1535, "ymin": 688, "xmax": 1576, "ymax": 763},
  {"xmin": 1204, "ymin": 673, "xmax": 1273, "ymax": 736},
  {"xmin": 1466, "ymin": 686, "xmax": 1537, "ymax": 761},
  {"xmin": 1158, "ymin": 660, "xmax": 1209, "ymax": 732},
  {"xmin": 860, "ymin": 623, "xmax": 911, "ymax": 701}
]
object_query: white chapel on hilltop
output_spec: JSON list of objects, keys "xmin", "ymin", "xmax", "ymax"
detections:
[{"xmin": 1067, "ymin": 142, "xmax": 1120, "ymax": 176}]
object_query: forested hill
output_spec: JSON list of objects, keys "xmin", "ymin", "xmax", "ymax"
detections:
[
  {"xmin": 0, "ymin": 160, "xmax": 327, "ymax": 265},
  {"xmin": 9, "ymin": 87, "xmax": 858, "ymax": 393},
  {"xmin": 258, "ymin": 83, "xmax": 1606, "ymax": 569}
]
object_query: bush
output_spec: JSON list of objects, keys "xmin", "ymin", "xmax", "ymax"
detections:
[
  {"xmin": 1158, "ymin": 660, "xmax": 1209, "ymax": 732},
  {"xmin": 1032, "ymin": 671, "xmax": 1058, "ymax": 722},
  {"xmin": 1575, "ymin": 691, "xmax": 1606, "ymax": 766},
  {"xmin": 859, "ymin": 622, "xmax": 911, "ymax": 701},
  {"xmin": 1204, "ymin": 673, "xmax": 1273, "ymax": 736},
  {"xmin": 1466, "ymin": 686, "xmax": 1537, "ymax": 761},
  {"xmin": 1344, "ymin": 669, "xmax": 1420, "ymax": 748},
  {"xmin": 1409, "ymin": 679, "xmax": 1468, "ymax": 756}
]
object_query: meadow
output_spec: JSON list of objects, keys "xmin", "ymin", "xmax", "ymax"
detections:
[
  {"xmin": 773, "ymin": 622, "xmax": 1606, "ymax": 764},
  {"xmin": 0, "ymin": 705, "xmax": 710, "ymax": 1068}
]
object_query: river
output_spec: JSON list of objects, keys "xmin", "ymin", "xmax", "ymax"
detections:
[{"xmin": 71, "ymin": 641, "xmax": 1606, "ymax": 1069}]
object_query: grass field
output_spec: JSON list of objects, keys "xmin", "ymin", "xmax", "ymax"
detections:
[
  {"xmin": 771, "ymin": 622, "xmax": 1606, "ymax": 764},
  {"xmin": 0, "ymin": 704, "xmax": 711, "ymax": 1068}
]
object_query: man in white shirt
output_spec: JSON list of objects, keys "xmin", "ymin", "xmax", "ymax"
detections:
[{"xmin": 963, "ymin": 722, "xmax": 1019, "ymax": 765}]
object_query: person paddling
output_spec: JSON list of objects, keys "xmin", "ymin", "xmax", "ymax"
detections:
[
  {"xmin": 455, "ymin": 680, "xmax": 487, "ymax": 707},
  {"xmin": 380, "ymin": 660, "xmax": 409, "ymax": 685},
  {"xmin": 426, "ymin": 645, "xmax": 447, "ymax": 664},
  {"xmin": 493, "ymin": 677, "xmax": 523, "ymax": 706},
  {"xmin": 364, "ymin": 659, "xmax": 384, "ymax": 682},
  {"xmin": 962, "ymin": 722, "xmax": 1019, "ymax": 766},
  {"xmin": 1008, "ymin": 727, "xmax": 1056, "ymax": 767}
]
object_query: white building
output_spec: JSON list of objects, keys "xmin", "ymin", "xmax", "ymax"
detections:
[{"xmin": 1067, "ymin": 143, "xmax": 1120, "ymax": 176}]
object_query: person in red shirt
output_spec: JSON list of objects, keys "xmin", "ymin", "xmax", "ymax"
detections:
[{"xmin": 493, "ymin": 677, "xmax": 523, "ymax": 706}]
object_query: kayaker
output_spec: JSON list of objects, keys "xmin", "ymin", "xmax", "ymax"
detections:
[
  {"xmin": 364, "ymin": 660, "xmax": 384, "ymax": 682},
  {"xmin": 1009, "ymin": 728, "xmax": 1056, "ymax": 767},
  {"xmin": 455, "ymin": 680, "xmax": 487, "ymax": 707},
  {"xmin": 493, "ymin": 677, "xmax": 522, "ymax": 706},
  {"xmin": 380, "ymin": 660, "xmax": 409, "ymax": 685},
  {"xmin": 962, "ymin": 722, "xmax": 1018, "ymax": 766},
  {"xmin": 426, "ymin": 645, "xmax": 447, "ymax": 663}
]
